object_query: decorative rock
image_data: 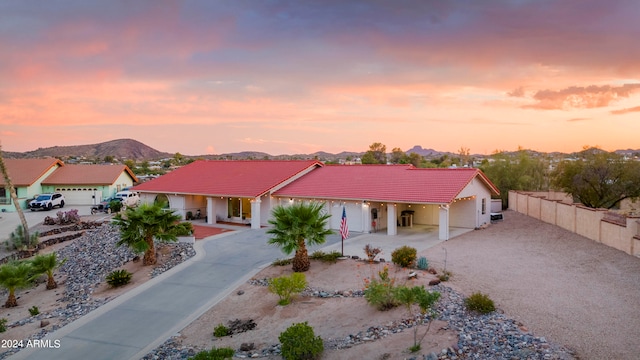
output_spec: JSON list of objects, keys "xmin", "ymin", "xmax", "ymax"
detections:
[
  {"xmin": 0, "ymin": 224, "xmax": 196, "ymax": 360},
  {"xmin": 428, "ymin": 279, "xmax": 441, "ymax": 286}
]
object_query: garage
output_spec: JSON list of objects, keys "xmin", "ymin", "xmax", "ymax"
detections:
[{"xmin": 55, "ymin": 188, "xmax": 102, "ymax": 206}]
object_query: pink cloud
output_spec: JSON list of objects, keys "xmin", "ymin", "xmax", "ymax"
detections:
[
  {"xmin": 523, "ymin": 84, "xmax": 640, "ymax": 110},
  {"xmin": 611, "ymin": 105, "xmax": 640, "ymax": 115}
]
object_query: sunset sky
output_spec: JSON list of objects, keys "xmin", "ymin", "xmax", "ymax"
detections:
[{"xmin": 1, "ymin": 1, "xmax": 638, "ymax": 156}]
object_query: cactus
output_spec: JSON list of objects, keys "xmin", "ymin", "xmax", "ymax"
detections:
[{"xmin": 416, "ymin": 256, "xmax": 428, "ymax": 270}]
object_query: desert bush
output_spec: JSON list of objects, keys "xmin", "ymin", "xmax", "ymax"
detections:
[
  {"xmin": 438, "ymin": 270, "xmax": 452, "ymax": 282},
  {"xmin": 5, "ymin": 225, "xmax": 39, "ymax": 251},
  {"xmin": 364, "ymin": 266, "xmax": 399, "ymax": 311},
  {"xmin": 465, "ymin": 292, "xmax": 495, "ymax": 314},
  {"xmin": 272, "ymin": 258, "xmax": 292, "ymax": 266},
  {"xmin": 268, "ymin": 272, "xmax": 307, "ymax": 305},
  {"xmin": 393, "ymin": 285, "xmax": 441, "ymax": 352},
  {"xmin": 28, "ymin": 306, "xmax": 40, "ymax": 316},
  {"xmin": 391, "ymin": 246, "xmax": 417, "ymax": 268},
  {"xmin": 191, "ymin": 346, "xmax": 234, "ymax": 360},
  {"xmin": 364, "ymin": 244, "xmax": 382, "ymax": 262},
  {"xmin": 310, "ymin": 250, "xmax": 342, "ymax": 263},
  {"xmin": 105, "ymin": 269, "xmax": 132, "ymax": 287},
  {"xmin": 213, "ymin": 323, "xmax": 230, "ymax": 337},
  {"xmin": 0, "ymin": 318, "xmax": 7, "ymax": 333},
  {"xmin": 416, "ymin": 256, "xmax": 428, "ymax": 270},
  {"xmin": 56, "ymin": 209, "xmax": 81, "ymax": 225},
  {"xmin": 279, "ymin": 322, "xmax": 323, "ymax": 360}
]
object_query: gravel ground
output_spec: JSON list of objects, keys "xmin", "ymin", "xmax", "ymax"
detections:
[{"xmin": 423, "ymin": 210, "xmax": 640, "ymax": 360}]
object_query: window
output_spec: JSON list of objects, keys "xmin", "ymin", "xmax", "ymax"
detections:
[
  {"xmin": 481, "ymin": 198, "xmax": 486, "ymax": 215},
  {"xmin": 0, "ymin": 188, "xmax": 9, "ymax": 205}
]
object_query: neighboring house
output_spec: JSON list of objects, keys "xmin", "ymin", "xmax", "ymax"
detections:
[
  {"xmin": 0, "ymin": 159, "xmax": 138, "ymax": 211},
  {"xmin": 41, "ymin": 164, "xmax": 138, "ymax": 205},
  {"xmin": 132, "ymin": 160, "xmax": 500, "ymax": 240},
  {"xmin": 132, "ymin": 160, "xmax": 323, "ymax": 229},
  {"xmin": 273, "ymin": 165, "xmax": 500, "ymax": 240},
  {"xmin": 0, "ymin": 158, "xmax": 64, "ymax": 212}
]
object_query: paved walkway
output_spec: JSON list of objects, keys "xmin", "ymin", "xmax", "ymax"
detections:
[{"xmin": 9, "ymin": 223, "xmax": 463, "ymax": 359}]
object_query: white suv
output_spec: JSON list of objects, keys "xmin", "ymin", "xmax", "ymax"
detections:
[{"xmin": 29, "ymin": 193, "xmax": 65, "ymax": 211}]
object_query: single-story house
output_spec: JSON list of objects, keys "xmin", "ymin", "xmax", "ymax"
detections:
[
  {"xmin": 133, "ymin": 160, "xmax": 499, "ymax": 240},
  {"xmin": 0, "ymin": 158, "xmax": 63, "ymax": 212},
  {"xmin": 132, "ymin": 160, "xmax": 323, "ymax": 228},
  {"xmin": 272, "ymin": 165, "xmax": 500, "ymax": 239},
  {"xmin": 0, "ymin": 159, "xmax": 138, "ymax": 211},
  {"xmin": 41, "ymin": 164, "xmax": 138, "ymax": 205}
]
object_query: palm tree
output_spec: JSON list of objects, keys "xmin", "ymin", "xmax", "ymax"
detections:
[
  {"xmin": 113, "ymin": 202, "xmax": 186, "ymax": 265},
  {"xmin": 267, "ymin": 202, "xmax": 333, "ymax": 272},
  {"xmin": 0, "ymin": 261, "xmax": 33, "ymax": 307},
  {"xmin": 31, "ymin": 253, "xmax": 66, "ymax": 289},
  {"xmin": 0, "ymin": 145, "xmax": 30, "ymax": 242}
]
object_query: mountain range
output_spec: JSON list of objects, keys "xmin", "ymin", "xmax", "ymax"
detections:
[{"xmin": 3, "ymin": 139, "xmax": 638, "ymax": 161}]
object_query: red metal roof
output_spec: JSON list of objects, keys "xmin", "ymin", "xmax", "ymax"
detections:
[
  {"xmin": 133, "ymin": 160, "xmax": 322, "ymax": 197},
  {"xmin": 273, "ymin": 165, "xmax": 500, "ymax": 204},
  {"xmin": 42, "ymin": 164, "xmax": 138, "ymax": 185},
  {"xmin": 0, "ymin": 158, "xmax": 63, "ymax": 186}
]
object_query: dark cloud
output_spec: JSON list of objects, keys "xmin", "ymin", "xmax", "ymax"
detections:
[
  {"xmin": 611, "ymin": 106, "xmax": 640, "ymax": 115},
  {"xmin": 524, "ymin": 84, "xmax": 640, "ymax": 110}
]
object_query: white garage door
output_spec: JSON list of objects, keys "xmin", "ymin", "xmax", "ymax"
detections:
[{"xmin": 56, "ymin": 188, "xmax": 102, "ymax": 206}]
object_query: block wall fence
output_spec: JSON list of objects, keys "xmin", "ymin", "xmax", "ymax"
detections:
[{"xmin": 508, "ymin": 191, "xmax": 640, "ymax": 257}]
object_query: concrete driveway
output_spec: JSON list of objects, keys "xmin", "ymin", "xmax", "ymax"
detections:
[{"xmin": 8, "ymin": 220, "xmax": 458, "ymax": 359}]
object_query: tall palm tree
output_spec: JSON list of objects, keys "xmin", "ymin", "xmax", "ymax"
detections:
[
  {"xmin": 113, "ymin": 202, "xmax": 186, "ymax": 265},
  {"xmin": 267, "ymin": 202, "xmax": 333, "ymax": 272},
  {"xmin": 31, "ymin": 253, "xmax": 66, "ymax": 289},
  {"xmin": 0, "ymin": 261, "xmax": 33, "ymax": 307},
  {"xmin": 0, "ymin": 145, "xmax": 30, "ymax": 242}
]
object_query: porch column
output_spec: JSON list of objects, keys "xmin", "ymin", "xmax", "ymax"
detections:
[
  {"xmin": 439, "ymin": 204, "xmax": 450, "ymax": 240},
  {"xmin": 251, "ymin": 197, "xmax": 261, "ymax": 229},
  {"xmin": 387, "ymin": 203, "xmax": 397, "ymax": 236},
  {"xmin": 207, "ymin": 197, "xmax": 216, "ymax": 225}
]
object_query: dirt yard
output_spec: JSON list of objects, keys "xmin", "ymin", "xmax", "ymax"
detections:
[{"xmin": 177, "ymin": 210, "xmax": 640, "ymax": 360}]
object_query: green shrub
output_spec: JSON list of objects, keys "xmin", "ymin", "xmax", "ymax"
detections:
[
  {"xmin": 28, "ymin": 306, "xmax": 40, "ymax": 316},
  {"xmin": 391, "ymin": 246, "xmax": 417, "ymax": 268},
  {"xmin": 105, "ymin": 269, "xmax": 132, "ymax": 287},
  {"xmin": 0, "ymin": 318, "xmax": 7, "ymax": 333},
  {"xmin": 465, "ymin": 292, "xmax": 495, "ymax": 314},
  {"xmin": 416, "ymin": 256, "xmax": 428, "ymax": 270},
  {"xmin": 268, "ymin": 272, "xmax": 307, "ymax": 305},
  {"xmin": 109, "ymin": 200, "xmax": 123, "ymax": 213},
  {"xmin": 279, "ymin": 322, "xmax": 323, "ymax": 360},
  {"xmin": 190, "ymin": 346, "xmax": 234, "ymax": 360},
  {"xmin": 310, "ymin": 250, "xmax": 342, "ymax": 263},
  {"xmin": 364, "ymin": 266, "xmax": 399, "ymax": 311},
  {"xmin": 213, "ymin": 323, "xmax": 230, "ymax": 337},
  {"xmin": 272, "ymin": 258, "xmax": 292, "ymax": 266}
]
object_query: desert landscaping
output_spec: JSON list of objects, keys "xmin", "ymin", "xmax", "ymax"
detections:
[{"xmin": 2, "ymin": 211, "xmax": 640, "ymax": 360}]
